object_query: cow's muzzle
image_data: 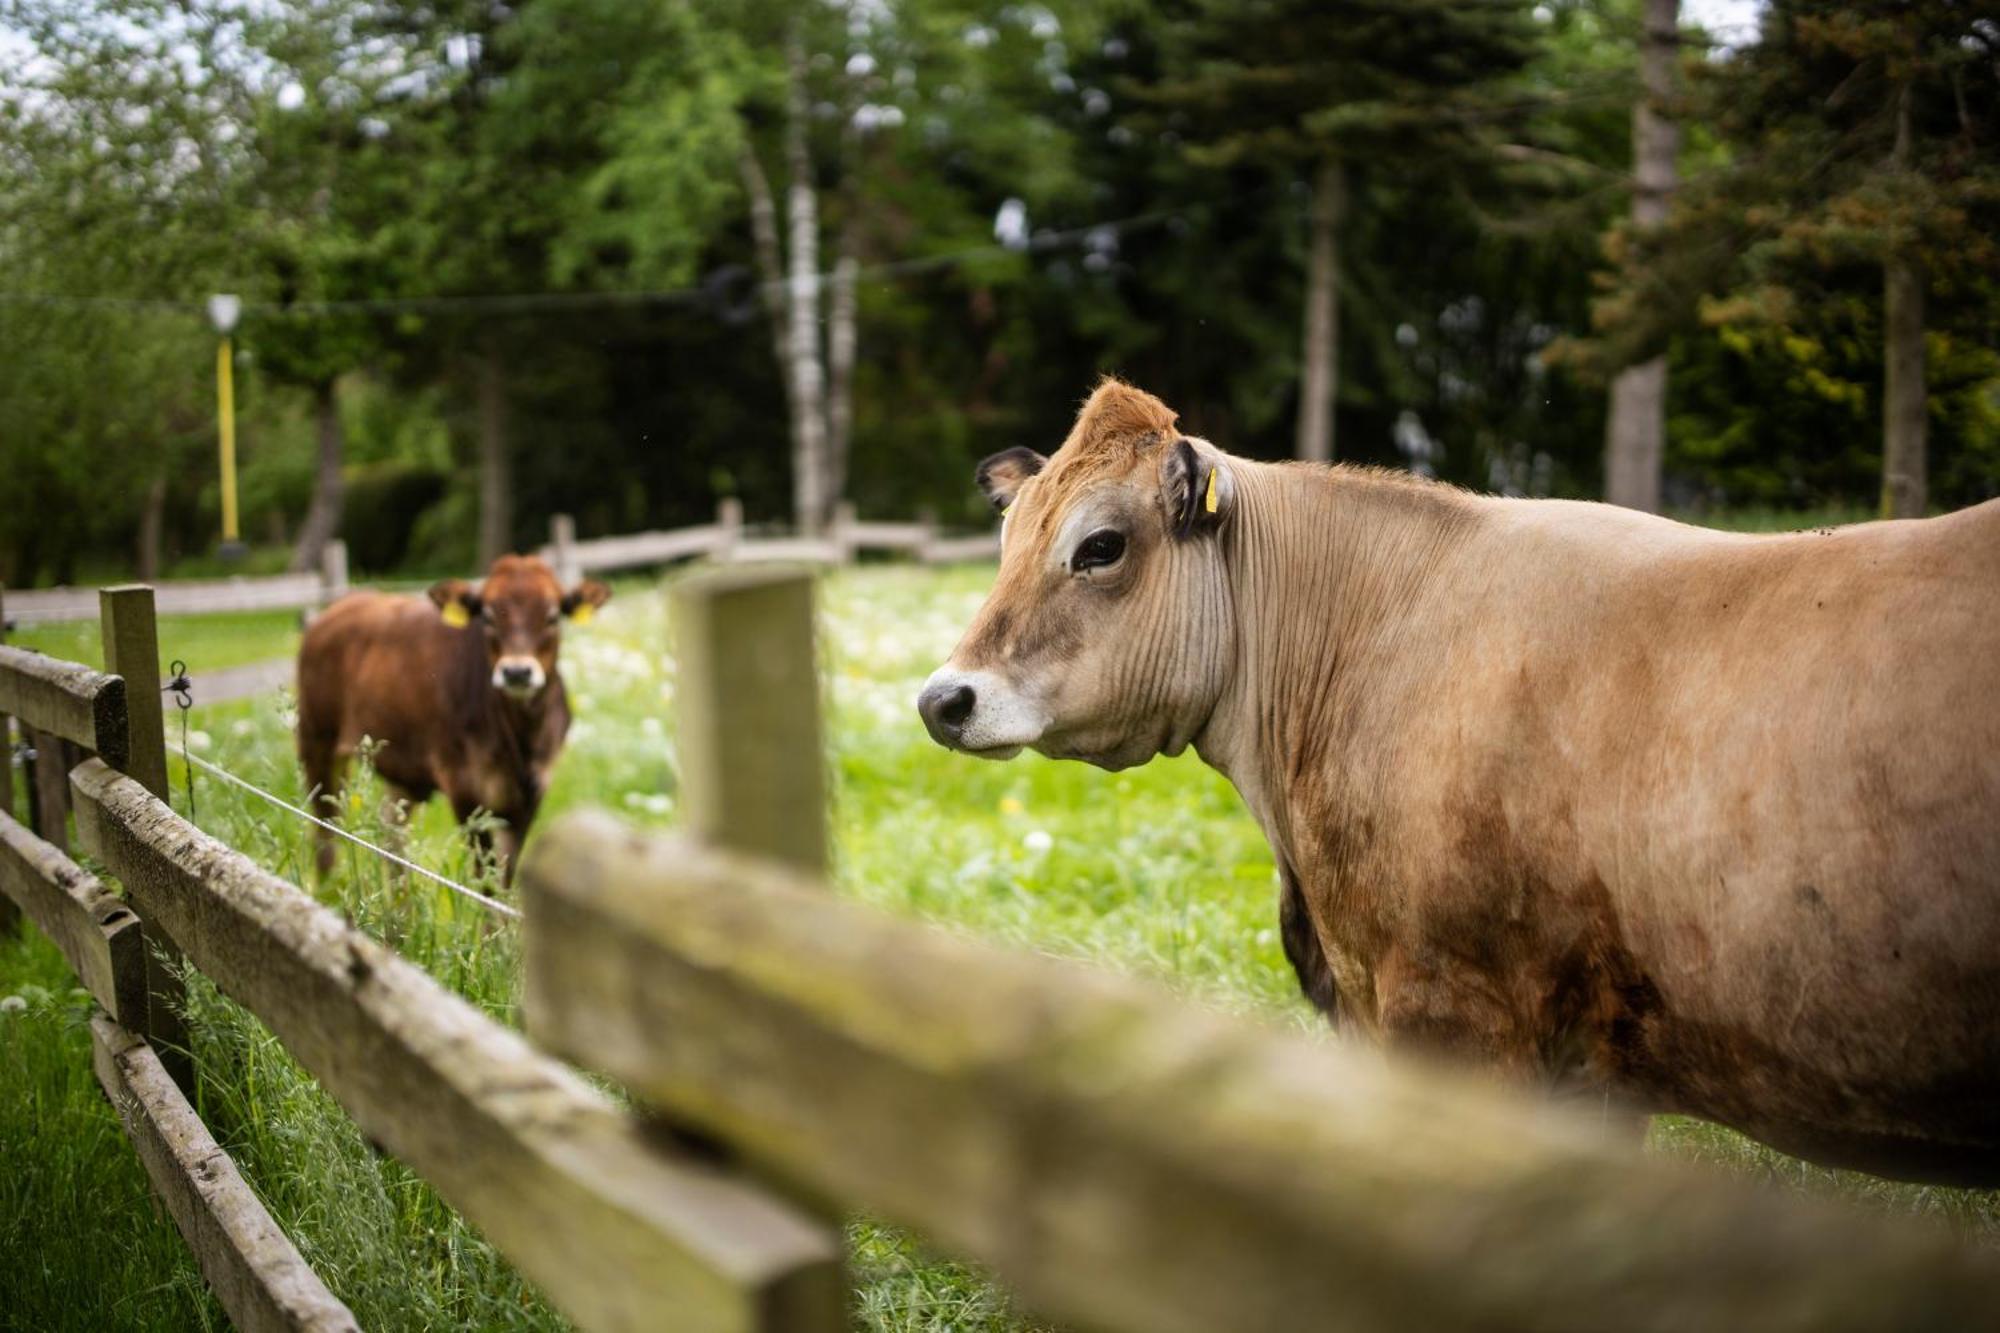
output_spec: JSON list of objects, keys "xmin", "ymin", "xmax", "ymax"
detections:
[
  {"xmin": 918, "ymin": 678, "xmax": 976, "ymax": 746},
  {"xmin": 494, "ymin": 656, "xmax": 547, "ymax": 699},
  {"xmin": 916, "ymin": 667, "xmax": 1044, "ymax": 757}
]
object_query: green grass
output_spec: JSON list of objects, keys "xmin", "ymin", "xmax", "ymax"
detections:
[{"xmin": 2, "ymin": 555, "xmax": 1994, "ymax": 1331}]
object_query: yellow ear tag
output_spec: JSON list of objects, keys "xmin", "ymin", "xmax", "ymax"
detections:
[
  {"xmin": 441, "ymin": 601, "xmax": 470, "ymax": 629},
  {"xmin": 570, "ymin": 603, "xmax": 594, "ymax": 626},
  {"xmin": 1204, "ymin": 467, "xmax": 1219, "ymax": 514}
]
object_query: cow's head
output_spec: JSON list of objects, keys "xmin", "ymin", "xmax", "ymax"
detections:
[
  {"xmin": 918, "ymin": 378, "xmax": 1238, "ymax": 770},
  {"xmin": 429, "ymin": 555, "xmax": 611, "ymax": 702}
]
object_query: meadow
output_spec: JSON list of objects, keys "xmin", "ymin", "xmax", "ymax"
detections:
[{"xmin": 2, "ymin": 545, "xmax": 1992, "ymax": 1330}]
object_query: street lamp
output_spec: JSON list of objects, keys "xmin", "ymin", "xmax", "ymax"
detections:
[{"xmin": 208, "ymin": 293, "xmax": 245, "ymax": 562}]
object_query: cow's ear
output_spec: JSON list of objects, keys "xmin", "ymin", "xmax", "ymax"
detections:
[
  {"xmin": 429, "ymin": 579, "xmax": 482, "ymax": 628},
  {"xmin": 975, "ymin": 447, "xmax": 1047, "ymax": 514},
  {"xmin": 1160, "ymin": 437, "xmax": 1233, "ymax": 539},
  {"xmin": 560, "ymin": 579, "xmax": 612, "ymax": 624}
]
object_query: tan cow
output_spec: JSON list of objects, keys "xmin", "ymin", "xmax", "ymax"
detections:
[{"xmin": 919, "ymin": 377, "xmax": 2000, "ymax": 1184}]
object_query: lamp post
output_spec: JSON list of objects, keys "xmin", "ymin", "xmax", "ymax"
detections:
[{"xmin": 207, "ymin": 293, "xmax": 245, "ymax": 562}]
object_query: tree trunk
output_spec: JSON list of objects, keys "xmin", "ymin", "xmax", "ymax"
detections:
[
  {"xmin": 290, "ymin": 379, "xmax": 346, "ymax": 573},
  {"xmin": 1604, "ymin": 0, "xmax": 1680, "ymax": 513},
  {"xmin": 825, "ymin": 224, "xmax": 859, "ymax": 515},
  {"xmin": 1881, "ymin": 80, "xmax": 1926, "ymax": 519},
  {"xmin": 782, "ymin": 28, "xmax": 829, "ymax": 535},
  {"xmin": 477, "ymin": 350, "xmax": 512, "ymax": 565},
  {"xmin": 136, "ymin": 471, "xmax": 167, "ymax": 582},
  {"xmin": 1295, "ymin": 160, "xmax": 1344, "ymax": 463},
  {"xmin": 740, "ymin": 146, "xmax": 796, "ymax": 430}
]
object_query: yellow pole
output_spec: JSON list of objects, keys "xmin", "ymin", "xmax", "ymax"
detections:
[{"xmin": 217, "ymin": 334, "xmax": 239, "ymax": 544}]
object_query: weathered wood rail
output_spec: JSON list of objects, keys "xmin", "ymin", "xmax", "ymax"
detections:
[
  {"xmin": 5, "ymin": 503, "xmax": 997, "ymax": 630},
  {"xmin": 4, "ymin": 543, "xmax": 349, "ymax": 626},
  {"xmin": 548, "ymin": 500, "xmax": 999, "ymax": 580},
  {"xmin": 91, "ymin": 1014, "xmax": 362, "ymax": 1333}
]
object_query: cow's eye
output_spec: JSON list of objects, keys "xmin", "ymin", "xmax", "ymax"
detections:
[{"xmin": 1071, "ymin": 529, "xmax": 1126, "ymax": 573}]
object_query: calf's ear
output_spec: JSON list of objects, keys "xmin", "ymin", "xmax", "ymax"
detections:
[
  {"xmin": 975, "ymin": 446, "xmax": 1048, "ymax": 513},
  {"xmin": 428, "ymin": 579, "xmax": 482, "ymax": 628},
  {"xmin": 1160, "ymin": 437, "xmax": 1234, "ymax": 539},
  {"xmin": 561, "ymin": 579, "xmax": 612, "ymax": 624}
]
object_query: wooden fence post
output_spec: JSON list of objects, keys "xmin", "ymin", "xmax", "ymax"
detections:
[
  {"xmin": 915, "ymin": 506, "xmax": 940, "ymax": 564},
  {"xmin": 715, "ymin": 496, "xmax": 743, "ymax": 561},
  {"xmin": 100, "ymin": 585, "xmax": 191, "ymax": 1092},
  {"xmin": 830, "ymin": 500, "xmax": 858, "ymax": 565},
  {"xmin": 669, "ymin": 567, "xmax": 826, "ymax": 875},
  {"xmin": 0, "ymin": 585, "xmax": 14, "ymax": 936},
  {"xmin": 27, "ymin": 728, "xmax": 70, "ymax": 851},
  {"xmin": 550, "ymin": 513, "xmax": 579, "ymax": 586},
  {"xmin": 319, "ymin": 539, "xmax": 349, "ymax": 605}
]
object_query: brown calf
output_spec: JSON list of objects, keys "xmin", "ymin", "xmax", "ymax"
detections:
[{"xmin": 296, "ymin": 554, "xmax": 610, "ymax": 882}]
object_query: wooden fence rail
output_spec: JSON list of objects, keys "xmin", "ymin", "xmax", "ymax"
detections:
[
  {"xmin": 0, "ymin": 644, "xmax": 129, "ymax": 767},
  {"xmin": 519, "ymin": 819, "xmax": 2000, "ymax": 1333},
  {"xmin": 519, "ymin": 565, "xmax": 2000, "ymax": 1333},
  {"xmin": 91, "ymin": 1014, "xmax": 362, "ymax": 1333},
  {"xmin": 0, "ymin": 810, "xmax": 146, "ymax": 1025}
]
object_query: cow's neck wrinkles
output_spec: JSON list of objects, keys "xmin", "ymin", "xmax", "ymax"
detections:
[{"xmin": 1195, "ymin": 461, "xmax": 1481, "ymax": 853}]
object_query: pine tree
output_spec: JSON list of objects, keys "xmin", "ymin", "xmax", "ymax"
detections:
[
  {"xmin": 1596, "ymin": 1, "xmax": 2000, "ymax": 516},
  {"xmin": 1141, "ymin": 0, "xmax": 1538, "ymax": 462}
]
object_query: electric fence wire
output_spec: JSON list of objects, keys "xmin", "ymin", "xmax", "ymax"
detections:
[{"xmin": 164, "ymin": 737, "xmax": 522, "ymax": 921}]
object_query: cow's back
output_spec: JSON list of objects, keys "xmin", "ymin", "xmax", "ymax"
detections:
[{"xmin": 297, "ymin": 592, "xmax": 467, "ymax": 797}]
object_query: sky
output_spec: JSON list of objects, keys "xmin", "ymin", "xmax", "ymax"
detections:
[{"xmin": 1682, "ymin": 0, "xmax": 1765, "ymax": 47}]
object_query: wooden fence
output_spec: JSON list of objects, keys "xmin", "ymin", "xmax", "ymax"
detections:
[
  {"xmin": 3, "ymin": 503, "xmax": 998, "ymax": 629},
  {"xmin": 6, "ymin": 572, "xmax": 2000, "ymax": 1331}
]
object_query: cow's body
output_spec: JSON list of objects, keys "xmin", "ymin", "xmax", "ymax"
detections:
[
  {"xmin": 922, "ymin": 379, "xmax": 2000, "ymax": 1183},
  {"xmin": 1212, "ymin": 471, "xmax": 2000, "ymax": 1183},
  {"xmin": 296, "ymin": 555, "xmax": 606, "ymax": 879}
]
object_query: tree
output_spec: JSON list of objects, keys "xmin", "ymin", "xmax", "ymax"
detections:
[
  {"xmin": 1141, "ymin": 0, "xmax": 1539, "ymax": 462},
  {"xmin": 1602, "ymin": 0, "xmax": 1680, "ymax": 512},
  {"xmin": 1591, "ymin": 0, "xmax": 2000, "ymax": 516}
]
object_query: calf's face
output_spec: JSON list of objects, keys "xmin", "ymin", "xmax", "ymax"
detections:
[
  {"xmin": 919, "ymin": 381, "xmax": 1238, "ymax": 771},
  {"xmin": 429, "ymin": 555, "xmax": 611, "ymax": 702}
]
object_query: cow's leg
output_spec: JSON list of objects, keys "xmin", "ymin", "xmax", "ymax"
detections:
[
  {"xmin": 447, "ymin": 792, "xmax": 505, "ymax": 885},
  {"xmin": 1279, "ymin": 865, "xmax": 1339, "ymax": 1025},
  {"xmin": 299, "ymin": 736, "xmax": 347, "ymax": 878}
]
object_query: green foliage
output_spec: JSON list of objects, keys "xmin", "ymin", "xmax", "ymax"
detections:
[
  {"xmin": 3, "ymin": 0, "xmax": 1996, "ymax": 585},
  {"xmin": 1579, "ymin": 0, "xmax": 2000, "ymax": 505}
]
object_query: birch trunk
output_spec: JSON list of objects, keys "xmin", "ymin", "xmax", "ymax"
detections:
[
  {"xmin": 825, "ymin": 225, "xmax": 859, "ymax": 512},
  {"xmin": 290, "ymin": 379, "xmax": 345, "ymax": 573},
  {"xmin": 1881, "ymin": 80, "xmax": 1927, "ymax": 520},
  {"xmin": 477, "ymin": 350, "xmax": 512, "ymax": 565},
  {"xmin": 782, "ymin": 30, "xmax": 829, "ymax": 535},
  {"xmin": 739, "ymin": 147, "xmax": 795, "ymax": 426},
  {"xmin": 1295, "ymin": 160, "xmax": 1344, "ymax": 463},
  {"xmin": 1603, "ymin": 0, "xmax": 1680, "ymax": 513}
]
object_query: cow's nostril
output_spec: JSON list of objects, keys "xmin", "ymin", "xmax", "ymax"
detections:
[
  {"xmin": 502, "ymin": 665, "xmax": 534, "ymax": 685},
  {"xmin": 939, "ymin": 685, "xmax": 975, "ymax": 726},
  {"xmin": 918, "ymin": 678, "xmax": 978, "ymax": 745}
]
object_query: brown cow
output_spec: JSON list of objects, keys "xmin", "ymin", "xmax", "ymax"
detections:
[
  {"xmin": 919, "ymin": 378, "xmax": 2000, "ymax": 1184},
  {"xmin": 296, "ymin": 554, "xmax": 610, "ymax": 882}
]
